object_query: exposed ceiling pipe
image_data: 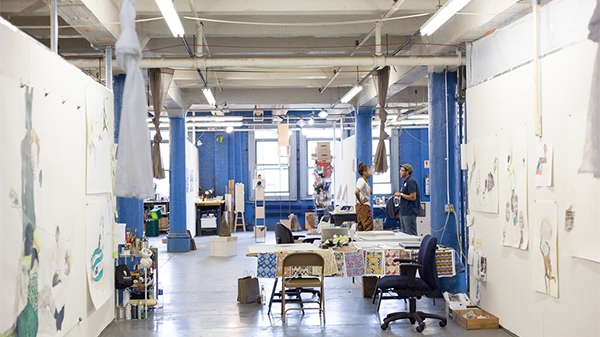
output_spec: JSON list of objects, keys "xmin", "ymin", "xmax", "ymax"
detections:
[
  {"xmin": 320, "ymin": 0, "xmax": 404, "ymax": 94},
  {"xmin": 349, "ymin": 0, "xmax": 406, "ymax": 57},
  {"xmin": 189, "ymin": 0, "xmax": 223, "ymax": 94},
  {"xmin": 68, "ymin": 55, "xmax": 464, "ymax": 69}
]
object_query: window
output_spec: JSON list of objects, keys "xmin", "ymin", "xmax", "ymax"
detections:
[
  {"xmin": 301, "ymin": 129, "xmax": 341, "ymax": 200},
  {"xmin": 372, "ymin": 127, "xmax": 393, "ymax": 196},
  {"xmin": 249, "ymin": 129, "xmax": 297, "ymax": 199}
]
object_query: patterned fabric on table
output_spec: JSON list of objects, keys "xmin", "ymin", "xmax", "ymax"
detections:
[
  {"xmin": 257, "ymin": 252, "xmax": 278, "ymax": 278},
  {"xmin": 344, "ymin": 250, "xmax": 365, "ymax": 277},
  {"xmin": 435, "ymin": 248, "xmax": 455, "ymax": 277},
  {"xmin": 365, "ymin": 250, "xmax": 384, "ymax": 275},
  {"xmin": 384, "ymin": 249, "xmax": 415, "ymax": 275}
]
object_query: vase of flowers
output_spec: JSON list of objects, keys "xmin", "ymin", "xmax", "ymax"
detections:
[{"xmin": 332, "ymin": 234, "xmax": 349, "ymax": 248}]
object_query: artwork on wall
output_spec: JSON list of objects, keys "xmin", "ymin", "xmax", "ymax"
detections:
[
  {"xmin": 499, "ymin": 124, "xmax": 529, "ymax": 250},
  {"xmin": 566, "ymin": 114, "xmax": 600, "ymax": 262},
  {"xmin": 1, "ymin": 82, "xmax": 84, "ymax": 336},
  {"xmin": 86, "ymin": 198, "xmax": 113, "ymax": 309},
  {"xmin": 532, "ymin": 200, "xmax": 559, "ymax": 297},
  {"xmin": 466, "ymin": 136, "xmax": 499, "ymax": 213},
  {"xmin": 534, "ymin": 142, "xmax": 554, "ymax": 187},
  {"xmin": 86, "ymin": 88, "xmax": 113, "ymax": 194}
]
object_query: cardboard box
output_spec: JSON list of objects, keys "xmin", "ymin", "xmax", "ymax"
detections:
[
  {"xmin": 316, "ymin": 142, "xmax": 330, "ymax": 155},
  {"xmin": 362, "ymin": 276, "xmax": 378, "ymax": 298},
  {"xmin": 452, "ymin": 309, "xmax": 499, "ymax": 330}
]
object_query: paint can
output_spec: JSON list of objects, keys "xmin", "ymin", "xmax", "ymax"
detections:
[{"xmin": 131, "ymin": 304, "xmax": 138, "ymax": 319}]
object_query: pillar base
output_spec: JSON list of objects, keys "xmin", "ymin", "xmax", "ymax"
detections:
[{"xmin": 167, "ymin": 232, "xmax": 190, "ymax": 252}]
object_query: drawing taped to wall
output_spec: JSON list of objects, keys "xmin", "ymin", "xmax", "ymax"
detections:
[
  {"xmin": 534, "ymin": 142, "xmax": 554, "ymax": 187},
  {"xmin": 1, "ymin": 84, "xmax": 81, "ymax": 336},
  {"xmin": 86, "ymin": 89, "xmax": 114, "ymax": 194},
  {"xmin": 499, "ymin": 124, "xmax": 529, "ymax": 250},
  {"xmin": 466, "ymin": 136, "xmax": 499, "ymax": 213},
  {"xmin": 86, "ymin": 199, "xmax": 113, "ymax": 309},
  {"xmin": 532, "ymin": 200, "xmax": 558, "ymax": 297}
]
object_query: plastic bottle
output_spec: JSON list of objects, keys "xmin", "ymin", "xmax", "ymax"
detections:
[
  {"xmin": 260, "ymin": 285, "xmax": 266, "ymax": 305},
  {"xmin": 123, "ymin": 288, "xmax": 130, "ymax": 306},
  {"xmin": 125, "ymin": 303, "xmax": 131, "ymax": 320}
]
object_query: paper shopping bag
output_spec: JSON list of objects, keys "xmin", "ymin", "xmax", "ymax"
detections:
[{"xmin": 237, "ymin": 275, "xmax": 259, "ymax": 303}]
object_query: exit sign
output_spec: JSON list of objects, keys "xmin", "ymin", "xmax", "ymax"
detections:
[{"xmin": 424, "ymin": 160, "xmax": 430, "ymax": 168}]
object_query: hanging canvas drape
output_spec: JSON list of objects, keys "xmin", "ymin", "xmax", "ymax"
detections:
[
  {"xmin": 149, "ymin": 68, "xmax": 174, "ymax": 179},
  {"xmin": 373, "ymin": 66, "xmax": 390, "ymax": 174},
  {"xmin": 579, "ymin": 0, "xmax": 600, "ymax": 178},
  {"xmin": 114, "ymin": 0, "xmax": 153, "ymax": 199}
]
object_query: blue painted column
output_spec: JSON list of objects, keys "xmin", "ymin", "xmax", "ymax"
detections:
[
  {"xmin": 167, "ymin": 116, "xmax": 190, "ymax": 252},
  {"xmin": 429, "ymin": 70, "xmax": 466, "ymax": 293},
  {"xmin": 113, "ymin": 74, "xmax": 144, "ymax": 236},
  {"xmin": 355, "ymin": 107, "xmax": 373, "ymax": 179}
]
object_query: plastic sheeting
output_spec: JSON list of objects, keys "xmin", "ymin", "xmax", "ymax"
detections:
[{"xmin": 114, "ymin": 0, "xmax": 153, "ymax": 199}]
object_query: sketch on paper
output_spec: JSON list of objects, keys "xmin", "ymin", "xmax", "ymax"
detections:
[
  {"xmin": 86, "ymin": 199, "xmax": 113, "ymax": 309},
  {"xmin": 499, "ymin": 125, "xmax": 529, "ymax": 250},
  {"xmin": 1, "ymin": 86, "xmax": 70, "ymax": 336},
  {"xmin": 86, "ymin": 90, "xmax": 113, "ymax": 193},
  {"xmin": 532, "ymin": 200, "xmax": 558, "ymax": 297},
  {"xmin": 467, "ymin": 136, "xmax": 499, "ymax": 213},
  {"xmin": 534, "ymin": 142, "xmax": 554, "ymax": 186}
]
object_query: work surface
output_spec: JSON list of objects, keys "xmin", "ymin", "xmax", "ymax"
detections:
[{"xmin": 247, "ymin": 240, "xmax": 456, "ymax": 279}]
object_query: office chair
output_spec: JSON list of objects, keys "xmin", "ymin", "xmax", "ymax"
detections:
[
  {"xmin": 281, "ymin": 252, "xmax": 325, "ymax": 323},
  {"xmin": 379, "ymin": 234, "xmax": 447, "ymax": 332},
  {"xmin": 268, "ymin": 223, "xmax": 319, "ymax": 314}
]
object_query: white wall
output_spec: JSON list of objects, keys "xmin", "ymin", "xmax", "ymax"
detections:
[
  {"xmin": 333, "ymin": 135, "xmax": 357, "ymax": 206},
  {"xmin": 186, "ymin": 140, "xmax": 199, "ymax": 236},
  {"xmin": 465, "ymin": 1, "xmax": 600, "ymax": 336},
  {"xmin": 0, "ymin": 18, "xmax": 115, "ymax": 337}
]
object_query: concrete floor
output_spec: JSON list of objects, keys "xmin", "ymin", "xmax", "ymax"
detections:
[{"xmin": 100, "ymin": 231, "xmax": 515, "ymax": 337}]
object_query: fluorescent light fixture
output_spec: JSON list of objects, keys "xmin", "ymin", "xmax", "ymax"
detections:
[
  {"xmin": 186, "ymin": 116, "xmax": 243, "ymax": 122},
  {"xmin": 420, "ymin": 0, "xmax": 472, "ymax": 36},
  {"xmin": 155, "ymin": 0, "xmax": 185, "ymax": 37},
  {"xmin": 193, "ymin": 122, "xmax": 243, "ymax": 128},
  {"xmin": 318, "ymin": 109, "xmax": 328, "ymax": 118},
  {"xmin": 202, "ymin": 88, "xmax": 217, "ymax": 106},
  {"xmin": 340, "ymin": 84, "xmax": 363, "ymax": 103}
]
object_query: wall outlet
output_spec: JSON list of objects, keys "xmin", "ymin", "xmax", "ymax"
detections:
[{"xmin": 444, "ymin": 204, "xmax": 454, "ymax": 213}]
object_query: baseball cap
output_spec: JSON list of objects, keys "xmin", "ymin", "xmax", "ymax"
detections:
[{"xmin": 401, "ymin": 164, "xmax": 413, "ymax": 173}]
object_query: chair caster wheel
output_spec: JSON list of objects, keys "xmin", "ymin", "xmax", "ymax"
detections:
[
  {"xmin": 439, "ymin": 319, "xmax": 447, "ymax": 327},
  {"xmin": 409, "ymin": 318, "xmax": 416, "ymax": 324},
  {"xmin": 381, "ymin": 323, "xmax": 389, "ymax": 330},
  {"xmin": 416, "ymin": 324, "xmax": 425, "ymax": 332}
]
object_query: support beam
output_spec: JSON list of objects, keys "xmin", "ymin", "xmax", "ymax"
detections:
[{"xmin": 68, "ymin": 55, "xmax": 466, "ymax": 70}]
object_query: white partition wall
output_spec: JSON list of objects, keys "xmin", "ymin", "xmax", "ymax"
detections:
[
  {"xmin": 1, "ymin": 19, "xmax": 115, "ymax": 337},
  {"xmin": 465, "ymin": 0, "xmax": 600, "ymax": 336}
]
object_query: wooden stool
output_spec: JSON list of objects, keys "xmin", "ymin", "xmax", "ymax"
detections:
[{"xmin": 234, "ymin": 211, "xmax": 246, "ymax": 232}]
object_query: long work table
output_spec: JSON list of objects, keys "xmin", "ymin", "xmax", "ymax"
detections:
[{"xmin": 247, "ymin": 241, "xmax": 455, "ymax": 279}]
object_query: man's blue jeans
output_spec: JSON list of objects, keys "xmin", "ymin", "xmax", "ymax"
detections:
[{"xmin": 400, "ymin": 215, "xmax": 418, "ymax": 236}]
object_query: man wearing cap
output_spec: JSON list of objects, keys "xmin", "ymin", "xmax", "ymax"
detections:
[{"xmin": 394, "ymin": 164, "xmax": 420, "ymax": 236}]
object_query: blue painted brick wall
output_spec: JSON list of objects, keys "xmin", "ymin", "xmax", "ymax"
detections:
[{"xmin": 398, "ymin": 127, "xmax": 430, "ymax": 202}]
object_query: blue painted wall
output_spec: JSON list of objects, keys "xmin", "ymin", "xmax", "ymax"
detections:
[{"xmin": 397, "ymin": 128, "xmax": 430, "ymax": 203}]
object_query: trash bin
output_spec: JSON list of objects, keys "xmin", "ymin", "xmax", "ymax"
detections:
[{"xmin": 146, "ymin": 219, "xmax": 159, "ymax": 237}]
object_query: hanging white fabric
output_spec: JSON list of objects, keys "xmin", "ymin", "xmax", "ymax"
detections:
[{"xmin": 114, "ymin": 0, "xmax": 153, "ymax": 199}]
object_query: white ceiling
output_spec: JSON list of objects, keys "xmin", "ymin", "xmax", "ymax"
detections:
[{"xmin": 1, "ymin": 0, "xmax": 538, "ymax": 129}]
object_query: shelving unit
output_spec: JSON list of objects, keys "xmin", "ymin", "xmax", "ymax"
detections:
[{"xmin": 117, "ymin": 247, "xmax": 159, "ymax": 317}]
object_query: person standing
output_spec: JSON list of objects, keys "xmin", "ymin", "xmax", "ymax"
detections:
[
  {"xmin": 355, "ymin": 162, "xmax": 373, "ymax": 231},
  {"xmin": 395, "ymin": 164, "xmax": 420, "ymax": 236}
]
